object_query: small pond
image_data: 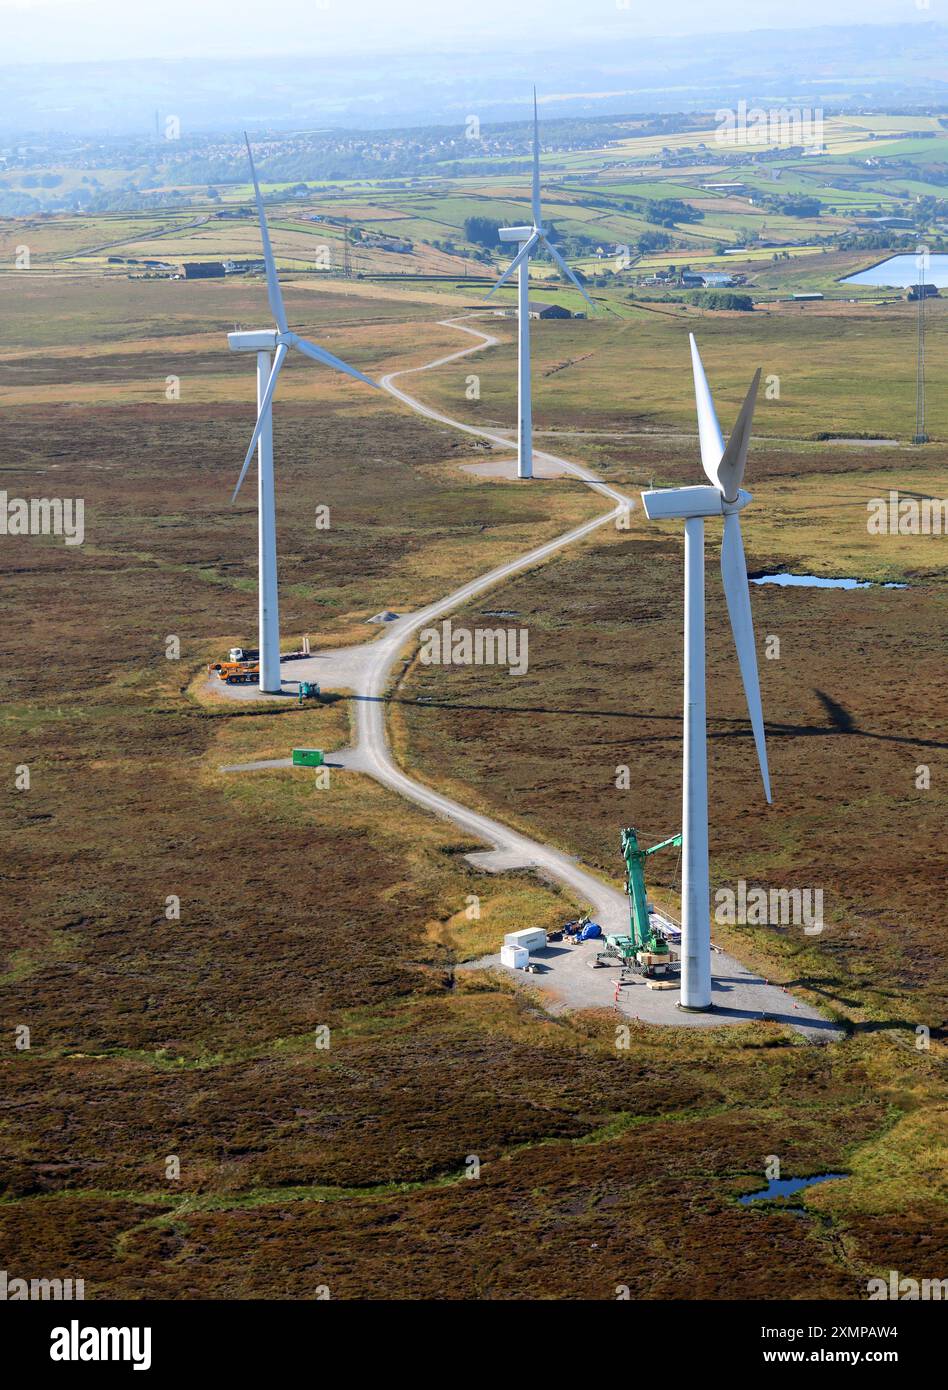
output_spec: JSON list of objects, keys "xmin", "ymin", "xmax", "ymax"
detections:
[
  {"xmin": 750, "ymin": 573, "xmax": 907, "ymax": 590},
  {"xmin": 740, "ymin": 1173, "xmax": 847, "ymax": 1205}
]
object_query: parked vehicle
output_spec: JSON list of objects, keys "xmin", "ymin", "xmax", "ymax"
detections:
[
  {"xmin": 209, "ymin": 660, "xmax": 260, "ymax": 684},
  {"xmin": 223, "ymin": 664, "xmax": 259, "ymax": 685}
]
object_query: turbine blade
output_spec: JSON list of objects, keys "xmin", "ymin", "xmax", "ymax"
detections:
[
  {"xmin": 245, "ymin": 133, "xmax": 288, "ymax": 334},
  {"xmin": 483, "ymin": 232, "xmax": 538, "ymax": 299},
  {"xmin": 718, "ymin": 368, "xmax": 761, "ymax": 502},
  {"xmin": 231, "ymin": 342, "xmax": 288, "ymax": 502},
  {"xmin": 543, "ymin": 237, "xmax": 594, "ymax": 308},
  {"xmin": 532, "ymin": 87, "xmax": 541, "ymax": 226},
  {"xmin": 720, "ymin": 510, "xmax": 771, "ymax": 802},
  {"xmin": 292, "ymin": 334, "xmax": 380, "ymax": 389},
  {"xmin": 689, "ymin": 333, "xmax": 725, "ymax": 484}
]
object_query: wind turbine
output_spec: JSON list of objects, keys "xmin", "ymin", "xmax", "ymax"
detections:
[
  {"xmin": 485, "ymin": 89, "xmax": 594, "ymax": 479},
  {"xmin": 640, "ymin": 334, "xmax": 771, "ymax": 1011},
  {"xmin": 228, "ymin": 134, "xmax": 378, "ymax": 693}
]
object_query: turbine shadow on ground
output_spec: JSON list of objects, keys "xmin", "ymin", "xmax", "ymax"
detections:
[{"xmin": 378, "ymin": 692, "xmax": 948, "ymax": 751}]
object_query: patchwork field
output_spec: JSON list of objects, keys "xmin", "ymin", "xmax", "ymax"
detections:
[{"xmin": 5, "ymin": 102, "xmax": 947, "ymax": 309}]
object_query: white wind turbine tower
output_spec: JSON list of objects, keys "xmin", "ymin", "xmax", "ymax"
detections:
[
  {"xmin": 229, "ymin": 134, "xmax": 378, "ymax": 693},
  {"xmin": 485, "ymin": 89, "xmax": 594, "ymax": 479},
  {"xmin": 641, "ymin": 334, "xmax": 771, "ymax": 1011}
]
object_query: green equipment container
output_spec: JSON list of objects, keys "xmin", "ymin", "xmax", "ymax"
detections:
[{"xmin": 292, "ymin": 748, "xmax": 324, "ymax": 768}]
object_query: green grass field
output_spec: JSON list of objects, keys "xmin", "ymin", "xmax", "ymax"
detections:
[{"xmin": 402, "ymin": 295, "xmax": 948, "ymax": 443}]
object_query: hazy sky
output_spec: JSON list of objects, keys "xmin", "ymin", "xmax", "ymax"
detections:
[{"xmin": 0, "ymin": 0, "xmax": 934, "ymax": 65}]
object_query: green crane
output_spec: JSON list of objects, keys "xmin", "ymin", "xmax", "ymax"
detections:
[{"xmin": 606, "ymin": 826, "xmax": 682, "ymax": 975}]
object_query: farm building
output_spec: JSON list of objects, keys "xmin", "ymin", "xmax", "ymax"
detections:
[
  {"xmin": 178, "ymin": 262, "xmax": 226, "ymax": 279},
  {"xmin": 493, "ymin": 300, "xmax": 573, "ymax": 320},
  {"xmin": 222, "ymin": 259, "xmax": 265, "ymax": 275},
  {"xmin": 856, "ymin": 215, "xmax": 914, "ymax": 230},
  {"xmin": 681, "ymin": 271, "xmax": 735, "ymax": 288},
  {"xmin": 529, "ymin": 300, "xmax": 572, "ymax": 319}
]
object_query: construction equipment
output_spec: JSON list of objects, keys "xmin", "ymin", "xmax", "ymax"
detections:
[
  {"xmin": 208, "ymin": 659, "xmax": 261, "ymax": 684},
  {"xmin": 560, "ymin": 914, "xmax": 590, "ymax": 944},
  {"xmin": 603, "ymin": 827, "xmax": 682, "ymax": 976},
  {"xmin": 220, "ymin": 662, "xmax": 260, "ymax": 685},
  {"xmin": 297, "ymin": 680, "xmax": 320, "ymax": 704}
]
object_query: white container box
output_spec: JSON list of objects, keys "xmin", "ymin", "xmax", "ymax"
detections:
[
  {"xmin": 503, "ymin": 928, "xmax": 547, "ymax": 953},
  {"xmin": 501, "ymin": 944, "xmax": 529, "ymax": 969}
]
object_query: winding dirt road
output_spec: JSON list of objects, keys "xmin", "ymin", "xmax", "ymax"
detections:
[{"xmin": 221, "ymin": 315, "xmax": 840, "ymax": 1038}]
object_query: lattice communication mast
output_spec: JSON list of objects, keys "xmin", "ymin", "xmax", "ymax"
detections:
[{"xmin": 913, "ymin": 258, "xmax": 928, "ymax": 445}]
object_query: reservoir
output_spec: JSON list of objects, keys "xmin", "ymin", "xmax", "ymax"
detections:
[{"xmin": 842, "ymin": 253, "xmax": 948, "ymax": 288}]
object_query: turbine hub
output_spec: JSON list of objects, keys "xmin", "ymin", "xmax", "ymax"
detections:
[{"xmin": 722, "ymin": 488, "xmax": 752, "ymax": 514}]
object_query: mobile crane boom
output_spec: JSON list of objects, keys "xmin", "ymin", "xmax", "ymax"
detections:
[{"xmin": 619, "ymin": 826, "xmax": 682, "ymax": 964}]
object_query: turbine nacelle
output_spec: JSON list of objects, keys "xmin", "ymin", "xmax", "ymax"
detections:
[
  {"xmin": 229, "ymin": 329, "xmax": 335, "ymax": 356},
  {"xmin": 499, "ymin": 225, "xmax": 540, "ymax": 242},
  {"xmin": 640, "ymin": 485, "xmax": 752, "ymax": 521},
  {"xmin": 228, "ymin": 329, "xmax": 280, "ymax": 353}
]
